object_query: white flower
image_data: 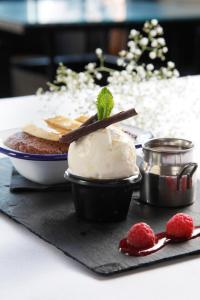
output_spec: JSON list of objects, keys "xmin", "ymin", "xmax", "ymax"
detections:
[
  {"xmin": 173, "ymin": 69, "xmax": 180, "ymax": 77},
  {"xmin": 167, "ymin": 70, "xmax": 172, "ymax": 77},
  {"xmin": 167, "ymin": 61, "xmax": 175, "ymax": 69},
  {"xmin": 157, "ymin": 38, "xmax": 166, "ymax": 46},
  {"xmin": 161, "ymin": 67, "xmax": 168, "ymax": 75},
  {"xmin": 130, "ymin": 29, "xmax": 138, "ymax": 37},
  {"xmin": 128, "ymin": 40, "xmax": 136, "ymax": 48},
  {"xmin": 86, "ymin": 62, "xmax": 96, "ymax": 71},
  {"xmin": 117, "ymin": 58, "xmax": 124, "ymax": 66},
  {"xmin": 162, "ymin": 47, "xmax": 168, "ymax": 53},
  {"xmin": 151, "ymin": 19, "xmax": 158, "ymax": 26},
  {"xmin": 66, "ymin": 69, "xmax": 72, "ymax": 75},
  {"xmin": 95, "ymin": 72, "xmax": 102, "ymax": 80},
  {"xmin": 154, "ymin": 70, "xmax": 159, "ymax": 76},
  {"xmin": 136, "ymin": 66, "xmax": 144, "ymax": 73},
  {"xmin": 130, "ymin": 46, "xmax": 136, "ymax": 54},
  {"xmin": 95, "ymin": 48, "xmax": 103, "ymax": 57},
  {"xmin": 135, "ymin": 48, "xmax": 142, "ymax": 56},
  {"xmin": 121, "ymin": 70, "xmax": 128, "ymax": 76},
  {"xmin": 107, "ymin": 77, "xmax": 112, "ymax": 83},
  {"xmin": 156, "ymin": 26, "xmax": 163, "ymax": 35},
  {"xmin": 119, "ymin": 50, "xmax": 126, "ymax": 56},
  {"xmin": 136, "ymin": 66, "xmax": 146, "ymax": 79},
  {"xmin": 149, "ymin": 51, "xmax": 157, "ymax": 59},
  {"xmin": 150, "ymin": 30, "xmax": 157, "ymax": 37},
  {"xmin": 146, "ymin": 64, "xmax": 154, "ymax": 71},
  {"xmin": 36, "ymin": 87, "xmax": 43, "ymax": 95},
  {"xmin": 113, "ymin": 71, "xmax": 120, "ymax": 76},
  {"xmin": 126, "ymin": 52, "xmax": 134, "ymax": 60},
  {"xmin": 139, "ymin": 37, "xmax": 148, "ymax": 47},
  {"xmin": 126, "ymin": 64, "xmax": 134, "ymax": 72},
  {"xmin": 151, "ymin": 39, "xmax": 158, "ymax": 47},
  {"xmin": 60, "ymin": 86, "xmax": 67, "ymax": 92},
  {"xmin": 78, "ymin": 72, "xmax": 86, "ymax": 82}
]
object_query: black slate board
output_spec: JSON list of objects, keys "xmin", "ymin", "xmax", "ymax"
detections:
[
  {"xmin": 10, "ymin": 168, "xmax": 70, "ymax": 192},
  {"xmin": 1, "ymin": 158, "xmax": 200, "ymax": 276}
]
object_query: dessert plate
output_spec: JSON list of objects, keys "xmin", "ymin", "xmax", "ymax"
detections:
[{"xmin": 1, "ymin": 158, "xmax": 200, "ymax": 277}]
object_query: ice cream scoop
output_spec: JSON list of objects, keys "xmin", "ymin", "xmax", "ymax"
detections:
[{"xmin": 68, "ymin": 125, "xmax": 138, "ymax": 179}]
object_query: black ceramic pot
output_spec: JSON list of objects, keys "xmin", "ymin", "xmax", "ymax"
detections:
[{"xmin": 65, "ymin": 170, "xmax": 141, "ymax": 222}]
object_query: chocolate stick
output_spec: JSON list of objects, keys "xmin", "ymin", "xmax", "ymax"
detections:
[
  {"xmin": 80, "ymin": 114, "xmax": 97, "ymax": 127},
  {"xmin": 60, "ymin": 108, "xmax": 137, "ymax": 144}
]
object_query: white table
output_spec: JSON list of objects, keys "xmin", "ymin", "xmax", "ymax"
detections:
[{"xmin": 1, "ymin": 78, "xmax": 200, "ymax": 300}]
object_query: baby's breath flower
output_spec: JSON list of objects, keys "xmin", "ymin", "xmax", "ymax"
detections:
[
  {"xmin": 119, "ymin": 50, "xmax": 126, "ymax": 57},
  {"xmin": 167, "ymin": 61, "xmax": 175, "ymax": 69},
  {"xmin": 128, "ymin": 40, "xmax": 136, "ymax": 48},
  {"xmin": 121, "ymin": 70, "xmax": 128, "ymax": 76},
  {"xmin": 95, "ymin": 72, "xmax": 102, "ymax": 80},
  {"xmin": 151, "ymin": 39, "xmax": 158, "ymax": 47},
  {"xmin": 139, "ymin": 37, "xmax": 148, "ymax": 47},
  {"xmin": 167, "ymin": 70, "xmax": 172, "ymax": 77},
  {"xmin": 113, "ymin": 71, "xmax": 120, "ymax": 76},
  {"xmin": 86, "ymin": 62, "xmax": 96, "ymax": 71},
  {"xmin": 95, "ymin": 48, "xmax": 103, "ymax": 57},
  {"xmin": 66, "ymin": 69, "xmax": 72, "ymax": 75},
  {"xmin": 157, "ymin": 38, "xmax": 166, "ymax": 46},
  {"xmin": 130, "ymin": 46, "xmax": 137, "ymax": 54},
  {"xmin": 146, "ymin": 64, "xmax": 154, "ymax": 71},
  {"xmin": 36, "ymin": 87, "xmax": 43, "ymax": 95},
  {"xmin": 156, "ymin": 26, "xmax": 163, "ymax": 35},
  {"xmin": 117, "ymin": 58, "xmax": 124, "ymax": 66},
  {"xmin": 135, "ymin": 48, "xmax": 142, "ymax": 56},
  {"xmin": 173, "ymin": 69, "xmax": 180, "ymax": 77},
  {"xmin": 161, "ymin": 67, "xmax": 168, "ymax": 76},
  {"xmin": 162, "ymin": 47, "xmax": 168, "ymax": 53},
  {"xmin": 136, "ymin": 66, "xmax": 146, "ymax": 79},
  {"xmin": 43, "ymin": 19, "xmax": 179, "ymax": 94},
  {"xmin": 129, "ymin": 29, "xmax": 138, "ymax": 38},
  {"xmin": 144, "ymin": 21, "xmax": 149, "ymax": 29},
  {"xmin": 154, "ymin": 70, "xmax": 159, "ymax": 76},
  {"xmin": 126, "ymin": 64, "xmax": 134, "ymax": 72},
  {"xmin": 78, "ymin": 72, "xmax": 85, "ymax": 80},
  {"xmin": 151, "ymin": 19, "xmax": 158, "ymax": 26},
  {"xmin": 149, "ymin": 51, "xmax": 157, "ymax": 59},
  {"xmin": 107, "ymin": 76, "xmax": 112, "ymax": 83},
  {"xmin": 150, "ymin": 30, "xmax": 157, "ymax": 37},
  {"xmin": 126, "ymin": 52, "xmax": 134, "ymax": 60}
]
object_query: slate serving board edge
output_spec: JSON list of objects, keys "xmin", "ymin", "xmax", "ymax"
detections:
[
  {"xmin": 2, "ymin": 206, "xmax": 200, "ymax": 277},
  {"xmin": 1, "ymin": 158, "xmax": 200, "ymax": 277}
]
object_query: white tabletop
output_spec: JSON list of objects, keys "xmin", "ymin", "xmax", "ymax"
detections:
[{"xmin": 0, "ymin": 79, "xmax": 200, "ymax": 300}]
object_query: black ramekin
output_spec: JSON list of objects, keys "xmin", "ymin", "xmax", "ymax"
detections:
[{"xmin": 64, "ymin": 170, "xmax": 142, "ymax": 222}]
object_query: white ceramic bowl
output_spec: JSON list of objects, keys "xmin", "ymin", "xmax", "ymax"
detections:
[
  {"xmin": 0, "ymin": 127, "xmax": 151, "ymax": 185},
  {"xmin": 0, "ymin": 129, "xmax": 68, "ymax": 185}
]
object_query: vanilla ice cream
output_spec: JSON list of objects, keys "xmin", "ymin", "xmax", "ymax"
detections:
[{"xmin": 68, "ymin": 125, "xmax": 138, "ymax": 179}]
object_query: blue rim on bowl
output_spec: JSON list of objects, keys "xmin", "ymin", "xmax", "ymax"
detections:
[
  {"xmin": 0, "ymin": 145, "xmax": 68, "ymax": 161},
  {"xmin": 0, "ymin": 143, "xmax": 142, "ymax": 161},
  {"xmin": 0, "ymin": 126, "xmax": 150, "ymax": 161}
]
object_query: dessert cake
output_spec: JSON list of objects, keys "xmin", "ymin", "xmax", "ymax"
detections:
[{"xmin": 4, "ymin": 115, "xmax": 89, "ymax": 154}]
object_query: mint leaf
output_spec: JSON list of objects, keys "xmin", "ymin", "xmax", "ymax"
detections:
[{"xmin": 96, "ymin": 87, "xmax": 114, "ymax": 120}]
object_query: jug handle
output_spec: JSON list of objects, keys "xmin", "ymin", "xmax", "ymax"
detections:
[{"xmin": 177, "ymin": 162, "xmax": 198, "ymax": 190}]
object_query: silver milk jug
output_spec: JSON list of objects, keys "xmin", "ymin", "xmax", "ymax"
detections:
[{"xmin": 140, "ymin": 138, "xmax": 198, "ymax": 207}]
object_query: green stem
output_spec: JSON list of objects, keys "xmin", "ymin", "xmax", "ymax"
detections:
[{"xmin": 95, "ymin": 66, "xmax": 115, "ymax": 73}]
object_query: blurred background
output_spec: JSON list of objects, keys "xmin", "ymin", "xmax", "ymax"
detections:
[{"xmin": 0, "ymin": 0, "xmax": 200, "ymax": 98}]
